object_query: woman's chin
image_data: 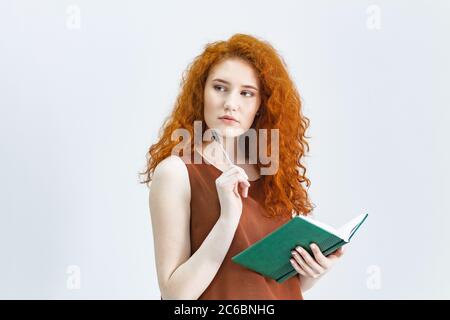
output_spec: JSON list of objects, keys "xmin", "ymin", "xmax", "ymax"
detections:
[{"xmin": 215, "ymin": 125, "xmax": 246, "ymax": 138}]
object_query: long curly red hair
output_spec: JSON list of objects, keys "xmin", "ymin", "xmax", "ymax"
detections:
[{"xmin": 139, "ymin": 33, "xmax": 315, "ymax": 219}]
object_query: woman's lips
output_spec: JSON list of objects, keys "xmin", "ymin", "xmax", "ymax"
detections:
[{"xmin": 219, "ymin": 118, "xmax": 238, "ymax": 125}]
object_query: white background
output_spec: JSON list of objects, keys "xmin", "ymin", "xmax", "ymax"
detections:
[{"xmin": 1, "ymin": 0, "xmax": 449, "ymax": 299}]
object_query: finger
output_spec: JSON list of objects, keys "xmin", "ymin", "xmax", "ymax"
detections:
[
  {"xmin": 291, "ymin": 250, "xmax": 318, "ymax": 278},
  {"xmin": 222, "ymin": 165, "xmax": 250, "ymax": 184},
  {"xmin": 309, "ymin": 243, "xmax": 331, "ymax": 269},
  {"xmin": 219, "ymin": 172, "xmax": 249, "ymax": 188},
  {"xmin": 290, "ymin": 258, "xmax": 307, "ymax": 276},
  {"xmin": 229, "ymin": 171, "xmax": 250, "ymax": 197},
  {"xmin": 239, "ymin": 182, "xmax": 249, "ymax": 198},
  {"xmin": 336, "ymin": 246, "xmax": 345, "ymax": 255},
  {"xmin": 220, "ymin": 172, "xmax": 250, "ymax": 198},
  {"xmin": 215, "ymin": 173, "xmax": 238, "ymax": 188},
  {"xmin": 242, "ymin": 182, "xmax": 249, "ymax": 198},
  {"xmin": 233, "ymin": 183, "xmax": 239, "ymax": 198},
  {"xmin": 217, "ymin": 174, "xmax": 241, "ymax": 198},
  {"xmin": 329, "ymin": 247, "xmax": 345, "ymax": 259},
  {"xmin": 239, "ymin": 174, "xmax": 250, "ymax": 198},
  {"xmin": 239, "ymin": 175, "xmax": 251, "ymax": 188},
  {"xmin": 235, "ymin": 179, "xmax": 249, "ymax": 199},
  {"xmin": 221, "ymin": 166, "xmax": 242, "ymax": 179},
  {"xmin": 295, "ymin": 246, "xmax": 325, "ymax": 275},
  {"xmin": 222, "ymin": 169, "xmax": 250, "ymax": 185},
  {"xmin": 239, "ymin": 180, "xmax": 250, "ymax": 198},
  {"xmin": 234, "ymin": 166, "xmax": 249, "ymax": 181}
]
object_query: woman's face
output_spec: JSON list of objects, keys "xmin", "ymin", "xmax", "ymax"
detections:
[{"xmin": 203, "ymin": 57, "xmax": 261, "ymax": 138}]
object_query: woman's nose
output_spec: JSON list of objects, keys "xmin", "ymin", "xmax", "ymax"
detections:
[{"xmin": 224, "ymin": 93, "xmax": 240, "ymax": 111}]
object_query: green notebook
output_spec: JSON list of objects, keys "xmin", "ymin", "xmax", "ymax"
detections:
[{"xmin": 231, "ymin": 213, "xmax": 368, "ymax": 283}]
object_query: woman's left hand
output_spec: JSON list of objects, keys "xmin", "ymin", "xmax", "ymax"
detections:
[{"xmin": 290, "ymin": 243, "xmax": 345, "ymax": 279}]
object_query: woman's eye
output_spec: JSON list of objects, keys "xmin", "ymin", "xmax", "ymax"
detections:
[
  {"xmin": 214, "ymin": 85, "xmax": 253, "ymax": 97},
  {"xmin": 214, "ymin": 85, "xmax": 225, "ymax": 92}
]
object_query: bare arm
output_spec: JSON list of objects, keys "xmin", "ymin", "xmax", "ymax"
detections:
[{"xmin": 149, "ymin": 156, "xmax": 239, "ymax": 300}]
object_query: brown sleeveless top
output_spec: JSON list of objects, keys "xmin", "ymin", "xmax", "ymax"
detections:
[{"xmin": 182, "ymin": 150, "xmax": 303, "ymax": 300}]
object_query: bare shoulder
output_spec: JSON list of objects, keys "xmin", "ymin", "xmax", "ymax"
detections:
[
  {"xmin": 150, "ymin": 155, "xmax": 191, "ymax": 205},
  {"xmin": 153, "ymin": 155, "xmax": 190, "ymax": 183}
]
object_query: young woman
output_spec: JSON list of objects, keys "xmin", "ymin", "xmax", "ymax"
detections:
[{"xmin": 140, "ymin": 34, "xmax": 344, "ymax": 300}]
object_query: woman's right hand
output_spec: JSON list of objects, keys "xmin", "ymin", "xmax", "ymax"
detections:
[{"xmin": 215, "ymin": 165, "xmax": 250, "ymax": 223}]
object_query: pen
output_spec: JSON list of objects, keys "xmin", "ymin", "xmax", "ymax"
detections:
[
  {"xmin": 211, "ymin": 129, "xmax": 234, "ymax": 167},
  {"xmin": 211, "ymin": 129, "xmax": 249, "ymax": 198}
]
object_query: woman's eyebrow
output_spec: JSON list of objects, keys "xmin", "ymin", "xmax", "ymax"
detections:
[{"xmin": 212, "ymin": 78, "xmax": 258, "ymax": 91}]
